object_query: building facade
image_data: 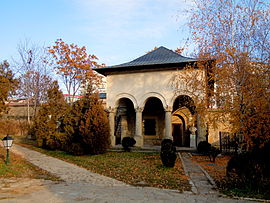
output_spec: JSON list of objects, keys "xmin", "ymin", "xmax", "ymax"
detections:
[{"xmin": 95, "ymin": 47, "xmax": 211, "ymax": 147}]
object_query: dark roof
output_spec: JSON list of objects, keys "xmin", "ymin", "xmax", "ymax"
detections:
[
  {"xmin": 94, "ymin": 46, "xmax": 199, "ymax": 75},
  {"xmin": 110, "ymin": 46, "xmax": 197, "ymax": 68}
]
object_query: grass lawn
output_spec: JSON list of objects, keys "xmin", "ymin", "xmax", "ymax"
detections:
[
  {"xmin": 0, "ymin": 146, "xmax": 58, "ymax": 180},
  {"xmin": 18, "ymin": 139, "xmax": 191, "ymax": 192}
]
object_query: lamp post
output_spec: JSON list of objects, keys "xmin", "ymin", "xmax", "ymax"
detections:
[{"xmin": 2, "ymin": 135, "xmax": 14, "ymax": 165}]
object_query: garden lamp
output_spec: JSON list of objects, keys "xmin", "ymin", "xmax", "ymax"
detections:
[{"xmin": 2, "ymin": 135, "xmax": 14, "ymax": 164}]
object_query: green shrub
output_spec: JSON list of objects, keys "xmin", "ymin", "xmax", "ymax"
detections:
[
  {"xmin": 32, "ymin": 81, "xmax": 69, "ymax": 150},
  {"xmin": 63, "ymin": 93, "xmax": 110, "ymax": 155},
  {"xmin": 32, "ymin": 82, "xmax": 110, "ymax": 155},
  {"xmin": 79, "ymin": 94, "xmax": 110, "ymax": 154},
  {"xmin": 160, "ymin": 139, "xmax": 177, "ymax": 167},
  {"xmin": 68, "ymin": 142, "xmax": 85, "ymax": 156}
]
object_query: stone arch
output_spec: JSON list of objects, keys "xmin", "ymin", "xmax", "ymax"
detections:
[
  {"xmin": 114, "ymin": 96, "xmax": 136, "ymax": 145},
  {"xmin": 171, "ymin": 95, "xmax": 196, "ymax": 147},
  {"xmin": 170, "ymin": 93, "xmax": 195, "ymax": 108},
  {"xmin": 172, "ymin": 106, "xmax": 194, "ymax": 147},
  {"xmin": 142, "ymin": 96, "xmax": 165, "ymax": 146},
  {"xmin": 114, "ymin": 93, "xmax": 138, "ymax": 109},
  {"xmin": 172, "ymin": 95, "xmax": 196, "ymax": 115},
  {"xmin": 173, "ymin": 107, "xmax": 194, "ymax": 126},
  {"xmin": 140, "ymin": 92, "xmax": 167, "ymax": 109}
]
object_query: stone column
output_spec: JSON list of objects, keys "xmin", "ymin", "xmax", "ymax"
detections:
[
  {"xmin": 134, "ymin": 107, "xmax": 143, "ymax": 147},
  {"xmin": 164, "ymin": 106, "xmax": 173, "ymax": 140},
  {"xmin": 108, "ymin": 107, "xmax": 116, "ymax": 147}
]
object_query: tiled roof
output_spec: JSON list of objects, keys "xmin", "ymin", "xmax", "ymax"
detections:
[
  {"xmin": 94, "ymin": 46, "xmax": 201, "ymax": 75},
  {"xmin": 109, "ymin": 46, "xmax": 198, "ymax": 68}
]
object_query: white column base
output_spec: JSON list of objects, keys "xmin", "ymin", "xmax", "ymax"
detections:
[
  {"xmin": 134, "ymin": 136, "xmax": 143, "ymax": 147},
  {"xmin": 190, "ymin": 135, "xmax": 196, "ymax": 148}
]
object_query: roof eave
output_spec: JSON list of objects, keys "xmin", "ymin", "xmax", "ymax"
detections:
[{"xmin": 94, "ymin": 61, "xmax": 200, "ymax": 76}]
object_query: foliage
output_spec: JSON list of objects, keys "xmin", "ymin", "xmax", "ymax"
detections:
[
  {"xmin": 160, "ymin": 139, "xmax": 177, "ymax": 168},
  {"xmin": 0, "ymin": 119, "xmax": 21, "ymax": 136},
  {"xmin": 65, "ymin": 93, "xmax": 110, "ymax": 155},
  {"xmin": 192, "ymin": 153, "xmax": 270, "ymax": 199},
  {"xmin": 122, "ymin": 137, "xmax": 136, "ymax": 152},
  {"xmin": 226, "ymin": 142, "xmax": 270, "ymax": 194},
  {"xmin": 33, "ymin": 81, "xmax": 69, "ymax": 150},
  {"xmin": 17, "ymin": 119, "xmax": 31, "ymax": 136},
  {"xmin": 0, "ymin": 60, "xmax": 18, "ymax": 115},
  {"xmin": 48, "ymin": 39, "xmax": 102, "ymax": 102},
  {"xmin": 172, "ymin": 0, "xmax": 270, "ymax": 150}
]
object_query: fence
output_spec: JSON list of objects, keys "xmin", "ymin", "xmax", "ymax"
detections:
[{"xmin": 219, "ymin": 132, "xmax": 245, "ymax": 153}]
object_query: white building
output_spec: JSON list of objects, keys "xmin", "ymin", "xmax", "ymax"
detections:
[{"xmin": 95, "ymin": 47, "xmax": 212, "ymax": 148}]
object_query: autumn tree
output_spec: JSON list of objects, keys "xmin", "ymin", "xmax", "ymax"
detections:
[
  {"xmin": 173, "ymin": 0, "xmax": 270, "ymax": 149},
  {"xmin": 14, "ymin": 40, "xmax": 54, "ymax": 122},
  {"xmin": 0, "ymin": 60, "xmax": 18, "ymax": 115},
  {"xmin": 48, "ymin": 39, "xmax": 101, "ymax": 102}
]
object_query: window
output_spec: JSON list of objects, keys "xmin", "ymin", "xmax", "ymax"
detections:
[{"xmin": 144, "ymin": 119, "xmax": 156, "ymax": 135}]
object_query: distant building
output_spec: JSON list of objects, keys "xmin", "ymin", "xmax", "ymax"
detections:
[
  {"xmin": 4, "ymin": 98, "xmax": 36, "ymax": 120},
  {"xmin": 63, "ymin": 94, "xmax": 83, "ymax": 103}
]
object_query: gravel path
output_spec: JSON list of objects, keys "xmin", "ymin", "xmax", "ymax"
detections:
[{"xmin": 0, "ymin": 145, "xmax": 256, "ymax": 203}]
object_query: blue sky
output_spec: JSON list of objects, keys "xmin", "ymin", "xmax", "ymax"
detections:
[{"xmin": 0, "ymin": 0, "xmax": 193, "ymax": 66}]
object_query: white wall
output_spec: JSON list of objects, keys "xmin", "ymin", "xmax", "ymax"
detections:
[{"xmin": 106, "ymin": 69, "xmax": 206, "ymax": 109}]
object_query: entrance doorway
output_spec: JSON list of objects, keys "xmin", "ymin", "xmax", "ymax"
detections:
[
  {"xmin": 172, "ymin": 124, "xmax": 183, "ymax": 146},
  {"xmin": 172, "ymin": 114, "xmax": 190, "ymax": 147}
]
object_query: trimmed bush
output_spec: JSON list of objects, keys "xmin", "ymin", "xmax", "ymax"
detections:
[
  {"xmin": 208, "ymin": 146, "xmax": 221, "ymax": 162},
  {"xmin": 197, "ymin": 141, "xmax": 211, "ymax": 154},
  {"xmin": 122, "ymin": 137, "xmax": 136, "ymax": 152},
  {"xmin": 160, "ymin": 139, "xmax": 177, "ymax": 167}
]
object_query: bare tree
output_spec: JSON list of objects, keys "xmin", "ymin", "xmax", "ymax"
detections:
[{"xmin": 13, "ymin": 40, "xmax": 54, "ymax": 123}]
